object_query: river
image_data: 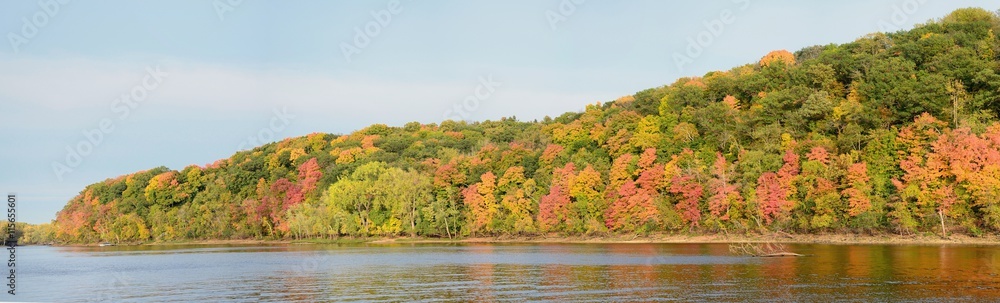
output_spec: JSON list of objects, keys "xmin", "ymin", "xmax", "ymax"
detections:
[{"xmin": 15, "ymin": 242, "xmax": 1000, "ymax": 302}]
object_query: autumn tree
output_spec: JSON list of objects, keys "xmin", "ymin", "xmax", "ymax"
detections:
[
  {"xmin": 383, "ymin": 169, "xmax": 433, "ymax": 237},
  {"xmin": 843, "ymin": 162, "xmax": 873, "ymax": 217},
  {"xmin": 629, "ymin": 116, "xmax": 664, "ymax": 151},
  {"xmin": 669, "ymin": 174, "xmax": 703, "ymax": 228},
  {"xmin": 297, "ymin": 157, "xmax": 322, "ymax": 195},
  {"xmin": 496, "ymin": 166, "xmax": 537, "ymax": 234},
  {"xmin": 539, "ymin": 163, "xmax": 575, "ymax": 232},
  {"xmin": 426, "ymin": 158, "xmax": 468, "ymax": 238},
  {"xmin": 756, "ymin": 172, "xmax": 787, "ymax": 226},
  {"xmin": 707, "ymin": 153, "xmax": 741, "ymax": 224},
  {"xmin": 464, "ymin": 172, "xmax": 499, "ymax": 236},
  {"xmin": 608, "ymin": 153, "xmax": 635, "ymax": 195},
  {"xmin": 892, "ymin": 114, "xmax": 949, "ymax": 234},
  {"xmin": 800, "ymin": 147, "xmax": 844, "ymax": 230},
  {"xmin": 144, "ymin": 172, "xmax": 183, "ymax": 207},
  {"xmin": 325, "ymin": 163, "xmax": 385, "ymax": 235},
  {"xmin": 759, "ymin": 50, "xmax": 795, "ymax": 67},
  {"xmin": 570, "ymin": 165, "xmax": 606, "ymax": 233},
  {"xmin": 605, "ymin": 180, "xmax": 660, "ymax": 233}
]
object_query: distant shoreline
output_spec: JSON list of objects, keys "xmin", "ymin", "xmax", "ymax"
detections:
[
  {"xmin": 372, "ymin": 233, "xmax": 1000, "ymax": 246},
  {"xmin": 50, "ymin": 233, "xmax": 1000, "ymax": 247}
]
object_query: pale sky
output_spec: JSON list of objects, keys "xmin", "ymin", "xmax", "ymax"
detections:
[{"xmin": 1, "ymin": 0, "xmax": 998, "ymax": 223}]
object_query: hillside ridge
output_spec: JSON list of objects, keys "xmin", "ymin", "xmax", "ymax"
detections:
[{"xmin": 29, "ymin": 8, "xmax": 1000, "ymax": 244}]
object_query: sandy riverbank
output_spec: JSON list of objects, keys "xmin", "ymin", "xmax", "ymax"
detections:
[
  {"xmin": 372, "ymin": 233, "xmax": 1000, "ymax": 245},
  {"xmin": 86, "ymin": 232, "xmax": 1000, "ymax": 247}
]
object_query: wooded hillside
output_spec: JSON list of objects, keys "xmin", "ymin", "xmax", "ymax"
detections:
[{"xmin": 50, "ymin": 8, "xmax": 1000, "ymax": 243}]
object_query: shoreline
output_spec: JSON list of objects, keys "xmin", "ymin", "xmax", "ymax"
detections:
[
  {"xmin": 376, "ymin": 233, "xmax": 1000, "ymax": 246},
  {"xmin": 54, "ymin": 233, "xmax": 1000, "ymax": 247}
]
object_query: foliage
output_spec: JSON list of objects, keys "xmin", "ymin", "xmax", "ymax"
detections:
[{"xmin": 50, "ymin": 9, "xmax": 1000, "ymax": 242}]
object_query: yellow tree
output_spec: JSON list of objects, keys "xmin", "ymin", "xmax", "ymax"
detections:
[
  {"xmin": 463, "ymin": 172, "xmax": 499, "ymax": 235},
  {"xmin": 571, "ymin": 165, "xmax": 606, "ymax": 233},
  {"xmin": 759, "ymin": 50, "xmax": 795, "ymax": 67},
  {"xmin": 630, "ymin": 116, "xmax": 663, "ymax": 151},
  {"xmin": 497, "ymin": 166, "xmax": 537, "ymax": 234}
]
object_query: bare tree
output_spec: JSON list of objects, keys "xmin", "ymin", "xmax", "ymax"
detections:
[{"xmin": 729, "ymin": 241, "xmax": 803, "ymax": 257}]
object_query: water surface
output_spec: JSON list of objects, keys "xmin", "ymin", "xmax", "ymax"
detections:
[{"xmin": 16, "ymin": 242, "xmax": 1000, "ymax": 302}]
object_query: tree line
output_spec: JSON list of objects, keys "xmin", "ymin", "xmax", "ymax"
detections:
[{"xmin": 45, "ymin": 8, "xmax": 1000, "ymax": 243}]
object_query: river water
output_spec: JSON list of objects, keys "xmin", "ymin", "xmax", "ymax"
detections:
[{"xmin": 14, "ymin": 242, "xmax": 1000, "ymax": 302}]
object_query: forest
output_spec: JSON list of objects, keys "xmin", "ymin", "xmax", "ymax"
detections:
[{"xmin": 37, "ymin": 8, "xmax": 1000, "ymax": 243}]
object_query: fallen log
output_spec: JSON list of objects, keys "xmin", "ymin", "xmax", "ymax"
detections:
[
  {"xmin": 760, "ymin": 252, "xmax": 804, "ymax": 257},
  {"xmin": 729, "ymin": 242, "xmax": 804, "ymax": 257}
]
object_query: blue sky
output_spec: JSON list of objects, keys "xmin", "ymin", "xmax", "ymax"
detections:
[{"xmin": 1, "ymin": 0, "xmax": 997, "ymax": 223}]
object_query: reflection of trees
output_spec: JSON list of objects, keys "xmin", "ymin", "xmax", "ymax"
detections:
[
  {"xmin": 274, "ymin": 268, "xmax": 318, "ymax": 302},
  {"xmin": 339, "ymin": 244, "xmax": 1000, "ymax": 301},
  {"xmin": 759, "ymin": 255, "xmax": 797, "ymax": 300},
  {"xmin": 540, "ymin": 264, "xmax": 572, "ymax": 299},
  {"xmin": 747, "ymin": 244, "xmax": 1000, "ymax": 300},
  {"xmin": 467, "ymin": 244, "xmax": 496, "ymax": 301},
  {"xmin": 606, "ymin": 244, "xmax": 659, "ymax": 299},
  {"xmin": 67, "ymin": 243, "xmax": 1000, "ymax": 301},
  {"xmin": 467, "ymin": 263, "xmax": 496, "ymax": 301}
]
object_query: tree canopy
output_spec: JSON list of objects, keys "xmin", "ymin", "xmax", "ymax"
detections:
[{"xmin": 48, "ymin": 8, "xmax": 1000, "ymax": 243}]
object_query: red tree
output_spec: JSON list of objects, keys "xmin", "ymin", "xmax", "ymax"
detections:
[
  {"xmin": 538, "ymin": 163, "xmax": 576, "ymax": 231},
  {"xmin": 806, "ymin": 146, "xmax": 829, "ymax": 165},
  {"xmin": 708, "ymin": 153, "xmax": 740, "ymax": 221},
  {"xmin": 539, "ymin": 186, "xmax": 571, "ymax": 232},
  {"xmin": 757, "ymin": 172, "xmax": 788, "ymax": 224},
  {"xmin": 604, "ymin": 180, "xmax": 659, "ymax": 232},
  {"xmin": 636, "ymin": 164, "xmax": 664, "ymax": 192},
  {"xmin": 267, "ymin": 178, "xmax": 303, "ymax": 233},
  {"xmin": 297, "ymin": 157, "xmax": 322, "ymax": 194},
  {"xmin": 778, "ymin": 149, "xmax": 800, "ymax": 186},
  {"xmin": 463, "ymin": 172, "xmax": 498, "ymax": 235},
  {"xmin": 637, "ymin": 148, "xmax": 657, "ymax": 170},
  {"xmin": 843, "ymin": 162, "xmax": 872, "ymax": 217},
  {"xmin": 670, "ymin": 175, "xmax": 704, "ymax": 227}
]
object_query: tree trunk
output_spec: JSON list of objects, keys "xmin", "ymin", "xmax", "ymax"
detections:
[
  {"xmin": 939, "ymin": 209, "xmax": 947, "ymax": 238},
  {"xmin": 762, "ymin": 252, "xmax": 804, "ymax": 257},
  {"xmin": 444, "ymin": 217, "xmax": 452, "ymax": 239},
  {"xmin": 410, "ymin": 204, "xmax": 417, "ymax": 238}
]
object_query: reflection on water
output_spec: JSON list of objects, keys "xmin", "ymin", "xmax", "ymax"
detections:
[{"xmin": 17, "ymin": 243, "xmax": 1000, "ymax": 302}]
